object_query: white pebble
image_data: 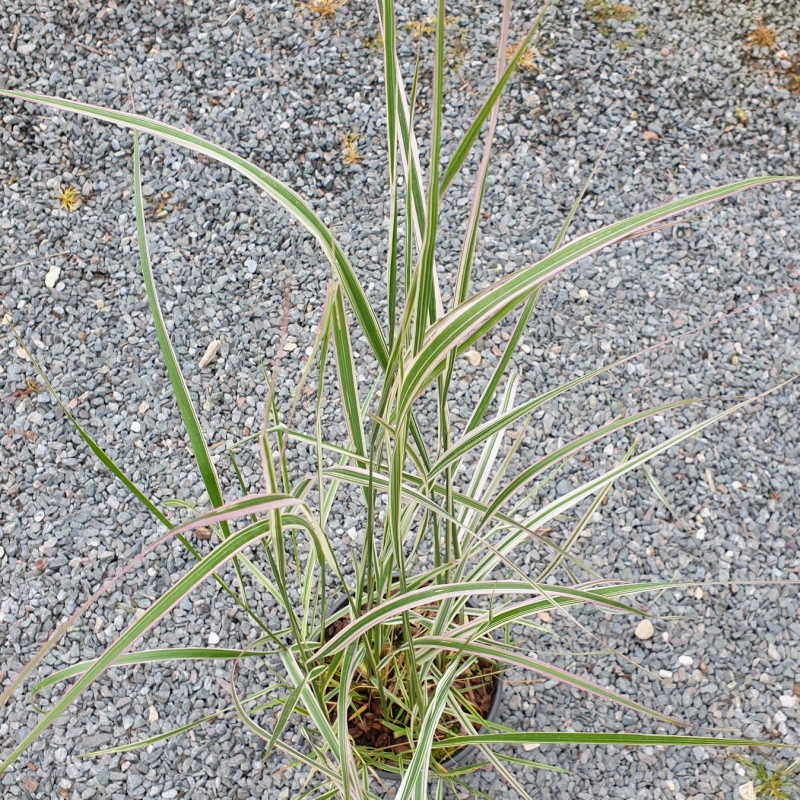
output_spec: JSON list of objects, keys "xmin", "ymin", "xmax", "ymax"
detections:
[
  {"xmin": 768, "ymin": 643, "xmax": 780, "ymax": 660},
  {"xmin": 130, "ymin": 420, "xmax": 142, "ymax": 433},
  {"xmin": 779, "ymin": 694, "xmax": 797, "ymax": 709},
  {"xmin": 678, "ymin": 655, "xmax": 693, "ymax": 668},
  {"xmin": 208, "ymin": 631, "xmax": 221, "ymax": 645},
  {"xmin": 634, "ymin": 619, "xmax": 654, "ymax": 640},
  {"xmin": 739, "ymin": 782, "xmax": 756, "ymax": 800},
  {"xmin": 464, "ymin": 349, "xmax": 482, "ymax": 366},
  {"xmin": 44, "ymin": 264, "xmax": 61, "ymax": 289}
]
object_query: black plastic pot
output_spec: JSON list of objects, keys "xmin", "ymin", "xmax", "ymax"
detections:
[
  {"xmin": 325, "ymin": 593, "xmax": 505, "ymax": 782},
  {"xmin": 437, "ymin": 670, "xmax": 504, "ymax": 773}
]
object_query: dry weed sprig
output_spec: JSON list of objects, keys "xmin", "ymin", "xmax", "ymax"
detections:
[
  {"xmin": 56, "ymin": 185, "xmax": 82, "ymax": 211},
  {"xmin": 301, "ymin": 0, "xmax": 346, "ymax": 19},
  {"xmin": 505, "ymin": 42, "xmax": 537, "ymax": 73},
  {"xmin": 341, "ymin": 132, "xmax": 363, "ymax": 165},
  {"xmin": 744, "ymin": 18, "xmax": 778, "ymax": 50}
]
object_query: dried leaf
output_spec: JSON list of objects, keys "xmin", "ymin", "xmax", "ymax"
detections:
[{"xmin": 199, "ymin": 339, "xmax": 223, "ymax": 368}]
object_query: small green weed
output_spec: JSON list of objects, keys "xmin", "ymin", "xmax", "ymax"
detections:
[
  {"xmin": 362, "ymin": 31, "xmax": 383, "ymax": 50},
  {"xmin": 734, "ymin": 755, "xmax": 800, "ymax": 799}
]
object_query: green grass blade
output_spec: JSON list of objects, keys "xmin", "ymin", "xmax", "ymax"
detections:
[
  {"xmin": 10, "ymin": 333, "xmax": 171, "ymax": 527},
  {"xmin": 30, "ymin": 647, "xmax": 271, "ymax": 699},
  {"xmin": 379, "ymin": 0, "xmax": 398, "ymax": 191},
  {"xmin": 464, "ymin": 291, "xmax": 539, "ymax": 434},
  {"xmin": 476, "ymin": 398, "xmax": 696, "ymax": 532},
  {"xmin": 131, "ymin": 134, "xmax": 226, "ymax": 517},
  {"xmin": 537, "ymin": 440, "xmax": 636, "ymax": 581},
  {"xmin": 378, "ymin": 0, "xmax": 400, "ymax": 349},
  {"xmin": 469, "ymin": 376, "xmax": 797, "ymax": 579},
  {"xmin": 0, "ymin": 504, "xmax": 304, "ymax": 773},
  {"xmin": 440, "ymin": 5, "xmax": 550, "ymax": 195},
  {"xmin": 433, "ymin": 732, "xmax": 797, "ymax": 749},
  {"xmin": 166, "ymin": 492, "xmax": 302, "ymax": 536},
  {"xmin": 412, "ymin": 637, "xmax": 683, "ymax": 726},
  {"xmin": 280, "ymin": 649, "xmax": 356, "ymax": 793},
  {"xmin": 464, "ymin": 136, "xmax": 602, "ymax": 432},
  {"xmin": 331, "ymin": 287, "xmax": 366, "ymax": 458},
  {"xmin": 443, "ymin": 702, "xmax": 540, "ymax": 800},
  {"xmin": 432, "ymin": 337, "xmax": 667, "ymax": 478},
  {"xmin": 229, "ymin": 656, "xmax": 308, "ymax": 768},
  {"xmin": 488, "ymin": 752, "xmax": 568, "ymax": 773},
  {"xmin": 336, "ymin": 644, "xmax": 363, "ymax": 799},
  {"xmin": 457, "ymin": 374, "xmax": 517, "ymax": 508},
  {"xmin": 324, "ymin": 464, "xmax": 596, "ymax": 575},
  {"xmin": 375, "ymin": 6, "xmax": 427, "ymax": 246},
  {"xmin": 0, "ymin": 442, "xmax": 278, "ymax": 714},
  {"xmin": 0, "ymin": 89, "xmax": 387, "ymax": 368},
  {"xmin": 395, "ymin": 657, "xmax": 464, "ymax": 800},
  {"xmin": 80, "ymin": 683, "xmax": 282, "ymax": 758},
  {"xmin": 451, "ymin": 0, "xmax": 511, "ymax": 311},
  {"xmin": 448, "ymin": 580, "xmax": 715, "ymax": 641},
  {"xmin": 315, "ymin": 581, "xmax": 645, "ymax": 661},
  {"xmin": 397, "ymin": 176, "xmax": 798, "ymax": 418},
  {"xmin": 229, "ymin": 665, "xmax": 344, "ymax": 786},
  {"xmin": 412, "ymin": 0, "xmax": 446, "ymax": 352}
]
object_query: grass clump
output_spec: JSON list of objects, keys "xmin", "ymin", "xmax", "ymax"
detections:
[{"xmin": 0, "ymin": 1, "xmax": 798, "ymax": 797}]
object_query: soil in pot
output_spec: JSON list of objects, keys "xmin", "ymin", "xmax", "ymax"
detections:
[{"xmin": 323, "ymin": 607, "xmax": 502, "ymax": 771}]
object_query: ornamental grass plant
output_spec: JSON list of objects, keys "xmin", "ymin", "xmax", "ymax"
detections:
[{"xmin": 1, "ymin": 1, "xmax": 798, "ymax": 797}]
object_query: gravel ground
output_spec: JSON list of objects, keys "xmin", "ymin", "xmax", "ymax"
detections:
[{"xmin": 1, "ymin": 0, "xmax": 799, "ymax": 798}]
